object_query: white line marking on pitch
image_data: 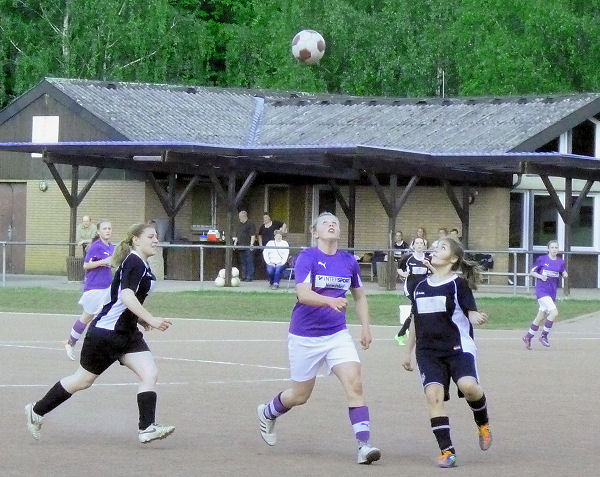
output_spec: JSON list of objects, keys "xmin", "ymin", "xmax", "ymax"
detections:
[
  {"xmin": 156, "ymin": 356, "xmax": 288, "ymax": 370},
  {"xmin": 0, "ymin": 382, "xmax": 188, "ymax": 388}
]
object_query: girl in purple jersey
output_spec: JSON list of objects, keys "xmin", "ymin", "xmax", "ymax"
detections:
[
  {"xmin": 522, "ymin": 240, "xmax": 568, "ymax": 349},
  {"xmin": 402, "ymin": 238, "xmax": 491, "ymax": 468},
  {"xmin": 26, "ymin": 224, "xmax": 174, "ymax": 444},
  {"xmin": 64, "ymin": 220, "xmax": 114, "ymax": 360},
  {"xmin": 257, "ymin": 212, "xmax": 381, "ymax": 465}
]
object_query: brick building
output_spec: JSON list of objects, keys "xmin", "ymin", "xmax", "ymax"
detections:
[{"xmin": 1, "ymin": 78, "xmax": 599, "ymax": 286}]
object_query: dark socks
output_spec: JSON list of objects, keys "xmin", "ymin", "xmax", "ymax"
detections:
[
  {"xmin": 467, "ymin": 394, "xmax": 489, "ymax": 426},
  {"xmin": 431, "ymin": 416, "xmax": 454, "ymax": 454},
  {"xmin": 137, "ymin": 391, "xmax": 157, "ymax": 430},
  {"xmin": 33, "ymin": 381, "xmax": 72, "ymax": 416}
]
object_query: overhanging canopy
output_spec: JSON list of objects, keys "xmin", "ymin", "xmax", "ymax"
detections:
[{"xmin": 1, "ymin": 140, "xmax": 599, "ymax": 185}]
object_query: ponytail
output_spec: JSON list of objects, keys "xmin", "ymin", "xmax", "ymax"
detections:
[
  {"xmin": 442, "ymin": 238, "xmax": 482, "ymax": 290},
  {"xmin": 112, "ymin": 223, "xmax": 151, "ymax": 268}
]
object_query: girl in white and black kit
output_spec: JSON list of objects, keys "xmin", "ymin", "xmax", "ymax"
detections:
[
  {"xmin": 402, "ymin": 238, "xmax": 491, "ymax": 468},
  {"xmin": 395, "ymin": 237, "xmax": 433, "ymax": 345},
  {"xmin": 25, "ymin": 224, "xmax": 174, "ymax": 444}
]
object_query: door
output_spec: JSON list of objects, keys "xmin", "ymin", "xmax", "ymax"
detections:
[{"xmin": 0, "ymin": 183, "xmax": 26, "ymax": 273}]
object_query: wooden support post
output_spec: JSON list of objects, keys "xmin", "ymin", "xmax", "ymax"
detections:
[
  {"xmin": 69, "ymin": 165, "xmax": 79, "ymax": 257},
  {"xmin": 328, "ymin": 179, "xmax": 356, "ymax": 249}
]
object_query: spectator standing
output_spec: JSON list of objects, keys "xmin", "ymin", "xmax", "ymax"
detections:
[
  {"xmin": 233, "ymin": 210, "xmax": 256, "ymax": 282},
  {"xmin": 262, "ymin": 230, "xmax": 289, "ymax": 289},
  {"xmin": 76, "ymin": 215, "xmax": 96, "ymax": 255},
  {"xmin": 258, "ymin": 212, "xmax": 287, "ymax": 246},
  {"xmin": 449, "ymin": 228, "xmax": 461, "ymax": 242}
]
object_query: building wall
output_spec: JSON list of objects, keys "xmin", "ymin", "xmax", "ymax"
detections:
[{"xmin": 25, "ymin": 179, "xmax": 146, "ymax": 273}]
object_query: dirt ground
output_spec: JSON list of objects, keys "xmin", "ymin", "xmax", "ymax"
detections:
[{"xmin": 2, "ymin": 310, "xmax": 599, "ymax": 476}]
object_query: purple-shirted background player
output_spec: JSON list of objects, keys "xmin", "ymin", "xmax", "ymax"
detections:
[
  {"xmin": 256, "ymin": 212, "xmax": 381, "ymax": 465},
  {"xmin": 522, "ymin": 240, "xmax": 568, "ymax": 349},
  {"xmin": 64, "ymin": 220, "xmax": 114, "ymax": 360}
]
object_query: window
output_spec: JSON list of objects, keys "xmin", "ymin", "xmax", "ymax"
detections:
[
  {"xmin": 509, "ymin": 192, "xmax": 525, "ymax": 248},
  {"xmin": 191, "ymin": 184, "xmax": 214, "ymax": 227},
  {"xmin": 570, "ymin": 196, "xmax": 594, "ymax": 247},
  {"xmin": 533, "ymin": 195, "xmax": 557, "ymax": 246},
  {"xmin": 31, "ymin": 116, "xmax": 59, "ymax": 158}
]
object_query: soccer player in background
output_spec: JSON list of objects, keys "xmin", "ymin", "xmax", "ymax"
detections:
[
  {"xmin": 395, "ymin": 236, "xmax": 434, "ymax": 345},
  {"xmin": 64, "ymin": 220, "xmax": 114, "ymax": 360},
  {"xmin": 256, "ymin": 212, "xmax": 381, "ymax": 465},
  {"xmin": 26, "ymin": 223, "xmax": 174, "ymax": 444},
  {"xmin": 522, "ymin": 240, "xmax": 568, "ymax": 349},
  {"xmin": 402, "ymin": 238, "xmax": 491, "ymax": 468}
]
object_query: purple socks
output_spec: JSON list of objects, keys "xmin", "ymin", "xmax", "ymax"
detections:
[
  {"xmin": 263, "ymin": 392, "xmax": 289, "ymax": 420},
  {"xmin": 349, "ymin": 406, "xmax": 370, "ymax": 444},
  {"xmin": 68, "ymin": 319, "xmax": 87, "ymax": 346}
]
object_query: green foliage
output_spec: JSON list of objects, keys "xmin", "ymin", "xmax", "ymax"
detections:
[{"xmin": 1, "ymin": 0, "xmax": 600, "ymax": 107}]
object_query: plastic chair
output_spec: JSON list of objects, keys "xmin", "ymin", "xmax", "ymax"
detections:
[{"xmin": 285, "ymin": 256, "xmax": 297, "ymax": 289}]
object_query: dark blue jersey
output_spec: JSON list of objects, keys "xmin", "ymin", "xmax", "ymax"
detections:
[
  {"xmin": 400, "ymin": 253, "xmax": 431, "ymax": 298},
  {"xmin": 93, "ymin": 252, "xmax": 156, "ymax": 335},
  {"xmin": 412, "ymin": 274, "xmax": 477, "ymax": 355}
]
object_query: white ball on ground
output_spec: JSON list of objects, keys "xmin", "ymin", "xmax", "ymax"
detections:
[
  {"xmin": 231, "ymin": 277, "xmax": 240, "ymax": 287},
  {"xmin": 214, "ymin": 276, "xmax": 225, "ymax": 287},
  {"xmin": 218, "ymin": 268, "xmax": 226, "ymax": 279},
  {"xmin": 231, "ymin": 267, "xmax": 239, "ymax": 278}
]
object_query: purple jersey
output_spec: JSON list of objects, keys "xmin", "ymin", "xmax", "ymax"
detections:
[
  {"xmin": 532, "ymin": 254, "xmax": 566, "ymax": 300},
  {"xmin": 83, "ymin": 239, "xmax": 114, "ymax": 292},
  {"xmin": 289, "ymin": 247, "xmax": 362, "ymax": 337}
]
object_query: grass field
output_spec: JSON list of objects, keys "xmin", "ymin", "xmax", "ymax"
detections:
[{"xmin": 1, "ymin": 287, "xmax": 599, "ymax": 328}]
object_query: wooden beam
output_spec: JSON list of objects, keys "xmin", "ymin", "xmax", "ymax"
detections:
[
  {"xmin": 327, "ymin": 180, "xmax": 351, "ymax": 218},
  {"xmin": 75, "ymin": 168, "xmax": 104, "ymax": 206},
  {"xmin": 442, "ymin": 180, "xmax": 468, "ymax": 224},
  {"xmin": 539, "ymin": 175, "xmax": 568, "ymax": 223},
  {"xmin": 172, "ymin": 175, "xmax": 201, "ymax": 215},
  {"xmin": 44, "ymin": 161, "xmax": 74, "ymax": 208},
  {"xmin": 146, "ymin": 172, "xmax": 174, "ymax": 217},
  {"xmin": 234, "ymin": 171, "xmax": 257, "ymax": 208},
  {"xmin": 69, "ymin": 165, "xmax": 79, "ymax": 257},
  {"xmin": 366, "ymin": 171, "xmax": 393, "ymax": 217}
]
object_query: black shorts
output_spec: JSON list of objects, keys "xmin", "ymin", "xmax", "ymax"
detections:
[
  {"xmin": 80, "ymin": 326, "xmax": 150, "ymax": 375},
  {"xmin": 416, "ymin": 349, "xmax": 479, "ymax": 401}
]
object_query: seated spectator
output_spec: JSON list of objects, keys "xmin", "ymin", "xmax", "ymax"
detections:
[
  {"xmin": 449, "ymin": 228, "xmax": 461, "ymax": 242},
  {"xmin": 410, "ymin": 226, "xmax": 428, "ymax": 250},
  {"xmin": 430, "ymin": 227, "xmax": 448, "ymax": 250},
  {"xmin": 262, "ymin": 230, "xmax": 289, "ymax": 289}
]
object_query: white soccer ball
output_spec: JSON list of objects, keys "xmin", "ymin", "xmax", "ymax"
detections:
[
  {"xmin": 218, "ymin": 268, "xmax": 226, "ymax": 279},
  {"xmin": 231, "ymin": 277, "xmax": 240, "ymax": 287},
  {"xmin": 214, "ymin": 276, "xmax": 225, "ymax": 287},
  {"xmin": 291, "ymin": 29, "xmax": 326, "ymax": 65},
  {"xmin": 231, "ymin": 267, "xmax": 239, "ymax": 278}
]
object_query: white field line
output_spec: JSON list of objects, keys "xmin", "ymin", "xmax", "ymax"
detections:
[{"xmin": 0, "ymin": 382, "xmax": 188, "ymax": 388}]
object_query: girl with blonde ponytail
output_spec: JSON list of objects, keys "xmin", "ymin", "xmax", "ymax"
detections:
[
  {"xmin": 25, "ymin": 223, "xmax": 175, "ymax": 444},
  {"xmin": 402, "ymin": 237, "xmax": 491, "ymax": 468}
]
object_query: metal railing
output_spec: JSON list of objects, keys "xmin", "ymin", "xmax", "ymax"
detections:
[{"xmin": 1, "ymin": 241, "xmax": 597, "ymax": 294}]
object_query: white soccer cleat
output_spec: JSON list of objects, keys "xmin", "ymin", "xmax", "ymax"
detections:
[
  {"xmin": 357, "ymin": 444, "xmax": 381, "ymax": 465},
  {"xmin": 63, "ymin": 341, "xmax": 76, "ymax": 361},
  {"xmin": 25, "ymin": 402, "xmax": 43, "ymax": 440},
  {"xmin": 257, "ymin": 403, "xmax": 277, "ymax": 446},
  {"xmin": 138, "ymin": 424, "xmax": 175, "ymax": 443}
]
